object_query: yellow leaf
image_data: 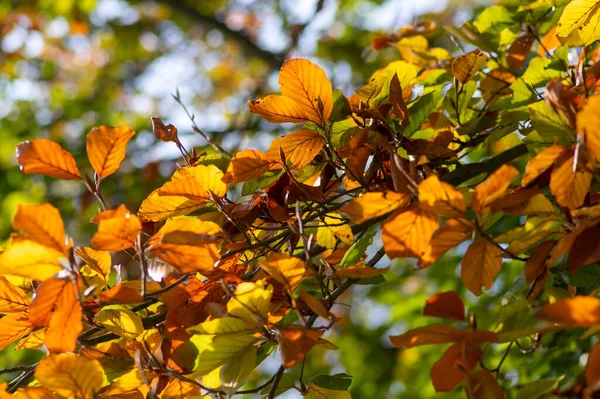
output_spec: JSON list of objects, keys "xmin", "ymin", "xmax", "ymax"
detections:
[
  {"xmin": 222, "ymin": 150, "xmax": 279, "ymax": 183},
  {"xmin": 451, "ymin": 49, "xmax": 488, "ymax": 83},
  {"xmin": 498, "ymin": 216, "xmax": 560, "ymax": 255},
  {"xmin": 35, "ymin": 353, "xmax": 103, "ymax": 399},
  {"xmin": 248, "ymin": 95, "xmax": 308, "ymax": 123},
  {"xmin": 91, "ymin": 205, "xmax": 142, "ymax": 251},
  {"xmin": 537, "ymin": 296, "xmax": 600, "ymax": 326},
  {"xmin": 148, "ymin": 218, "xmax": 221, "ymax": 247},
  {"xmin": 266, "ymin": 129, "xmax": 324, "ymax": 168},
  {"xmin": 316, "ymin": 213, "xmax": 354, "ymax": 249},
  {"xmin": 472, "ymin": 164, "xmax": 519, "ymax": 214},
  {"xmin": 522, "ymin": 145, "xmax": 570, "ymax": 186},
  {"xmin": 190, "ymin": 333, "xmax": 257, "ymax": 376},
  {"xmin": 382, "ymin": 204, "xmax": 439, "ymax": 259},
  {"xmin": 138, "ymin": 189, "xmax": 206, "ymax": 222},
  {"xmin": 279, "ymin": 58, "xmax": 333, "ymax": 124},
  {"xmin": 579, "ymin": 9, "xmax": 600, "ymax": 45},
  {"xmin": 219, "ymin": 346, "xmax": 257, "ymax": 397},
  {"xmin": 335, "ymin": 265, "xmax": 390, "ymax": 278},
  {"xmin": 420, "ymin": 219, "xmax": 473, "ymax": 268},
  {"xmin": 159, "ymin": 379, "xmax": 202, "ymax": 399},
  {"xmin": 187, "ymin": 317, "xmax": 254, "ymax": 335},
  {"xmin": 16, "ymin": 328, "xmax": 46, "ymax": 350},
  {"xmin": 0, "ymin": 312, "xmax": 34, "ymax": 351},
  {"xmin": 97, "ymin": 307, "xmax": 144, "ymax": 340},
  {"xmin": 157, "ymin": 164, "xmax": 228, "ymax": 201},
  {"xmin": 578, "ymin": 95, "xmax": 600, "ymax": 162},
  {"xmin": 418, "ymin": 175, "xmax": 466, "ymax": 218},
  {"xmin": 75, "ymin": 247, "xmax": 112, "ymax": 278},
  {"xmin": 227, "ymin": 280, "xmax": 273, "ymax": 325},
  {"xmin": 16, "ymin": 139, "xmax": 81, "ymax": 180},
  {"xmin": 86, "ymin": 125, "xmax": 135, "ymax": 179},
  {"xmin": 556, "ymin": 0, "xmax": 600, "ymax": 43},
  {"xmin": 0, "ymin": 235, "xmax": 64, "ymax": 280},
  {"xmin": 550, "ymin": 150, "xmax": 592, "ymax": 209},
  {"xmin": 0, "ymin": 276, "xmax": 30, "ymax": 312},
  {"xmin": 13, "ymin": 203, "xmax": 66, "ymax": 253},
  {"xmin": 461, "ymin": 239, "xmax": 503, "ymax": 296},
  {"xmin": 259, "ymin": 252, "xmax": 307, "ymax": 294},
  {"xmin": 390, "ymin": 324, "xmax": 460, "ymax": 348},
  {"xmin": 340, "ymin": 191, "xmax": 410, "ymax": 224}
]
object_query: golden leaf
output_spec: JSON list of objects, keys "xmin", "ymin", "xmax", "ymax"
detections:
[
  {"xmin": 461, "ymin": 239, "xmax": 503, "ymax": 296},
  {"xmin": 91, "ymin": 205, "xmax": 142, "ymax": 251},
  {"xmin": 227, "ymin": 280, "xmax": 273, "ymax": 325},
  {"xmin": 86, "ymin": 125, "xmax": 135, "ymax": 179},
  {"xmin": 451, "ymin": 49, "xmax": 488, "ymax": 83},
  {"xmin": 556, "ymin": 0, "xmax": 600, "ymax": 45},
  {"xmin": 522, "ymin": 145, "xmax": 570, "ymax": 186},
  {"xmin": 12, "ymin": 203, "xmax": 66, "ymax": 253},
  {"xmin": 0, "ymin": 235, "xmax": 64, "ymax": 281},
  {"xmin": 550, "ymin": 150, "xmax": 592, "ymax": 209},
  {"xmin": 44, "ymin": 281, "xmax": 81, "ymax": 353},
  {"xmin": 0, "ymin": 312, "xmax": 34, "ymax": 351},
  {"xmin": 222, "ymin": 150, "xmax": 279, "ymax": 183},
  {"xmin": 382, "ymin": 204, "xmax": 439, "ymax": 259},
  {"xmin": 158, "ymin": 164, "xmax": 228, "ymax": 201},
  {"xmin": 340, "ymin": 191, "xmax": 410, "ymax": 224},
  {"xmin": 75, "ymin": 247, "xmax": 112, "ymax": 278},
  {"xmin": 35, "ymin": 353, "xmax": 103, "ymax": 399},
  {"xmin": 259, "ymin": 252, "xmax": 307, "ymax": 294},
  {"xmin": 266, "ymin": 129, "xmax": 324, "ymax": 168},
  {"xmin": 418, "ymin": 175, "xmax": 466, "ymax": 218},
  {"xmin": 420, "ymin": 218, "xmax": 473, "ymax": 268},
  {"xmin": 97, "ymin": 307, "xmax": 144, "ymax": 340},
  {"xmin": 472, "ymin": 164, "xmax": 519, "ymax": 214},
  {"xmin": 16, "ymin": 139, "xmax": 81, "ymax": 180},
  {"xmin": 316, "ymin": 213, "xmax": 354, "ymax": 249},
  {"xmin": 537, "ymin": 296, "xmax": 600, "ymax": 326},
  {"xmin": 335, "ymin": 265, "xmax": 390, "ymax": 279},
  {"xmin": 390, "ymin": 324, "xmax": 460, "ymax": 348},
  {"xmin": 138, "ymin": 189, "xmax": 206, "ymax": 222},
  {"xmin": 276, "ymin": 325, "xmax": 323, "ymax": 368},
  {"xmin": 578, "ymin": 95, "xmax": 600, "ymax": 162},
  {"xmin": 0, "ymin": 276, "xmax": 31, "ymax": 312}
]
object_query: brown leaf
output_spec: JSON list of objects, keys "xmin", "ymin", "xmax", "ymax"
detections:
[
  {"xmin": 524, "ymin": 240, "xmax": 556, "ymax": 284},
  {"xmin": 522, "ymin": 145, "xmax": 570, "ymax": 187},
  {"xmin": 451, "ymin": 49, "xmax": 488, "ymax": 83},
  {"xmin": 335, "ymin": 265, "xmax": 390, "ymax": 279},
  {"xmin": 507, "ymin": 33, "xmax": 534, "ymax": 70},
  {"xmin": 418, "ymin": 175, "xmax": 466, "ymax": 218},
  {"xmin": 578, "ymin": 94, "xmax": 600, "ymax": 162},
  {"xmin": 464, "ymin": 370, "xmax": 505, "ymax": 399},
  {"xmin": 586, "ymin": 342, "xmax": 600, "ymax": 391},
  {"xmin": 550, "ymin": 150, "xmax": 592, "ymax": 209},
  {"xmin": 340, "ymin": 191, "xmax": 410, "ymax": 224},
  {"xmin": 29, "ymin": 277, "xmax": 71, "ymax": 327},
  {"xmin": 260, "ymin": 252, "xmax": 307, "ymax": 294},
  {"xmin": 420, "ymin": 218, "xmax": 473, "ymax": 268},
  {"xmin": 16, "ymin": 139, "xmax": 81, "ymax": 180},
  {"xmin": 461, "ymin": 239, "xmax": 503, "ymax": 296},
  {"xmin": 222, "ymin": 150, "xmax": 280, "ymax": 183},
  {"xmin": 151, "ymin": 117, "xmax": 179, "ymax": 143},
  {"xmin": 472, "ymin": 164, "xmax": 519, "ymax": 214},
  {"xmin": 424, "ymin": 291, "xmax": 465, "ymax": 321},
  {"xmin": 389, "ymin": 324, "xmax": 460, "ymax": 348},
  {"xmin": 276, "ymin": 325, "xmax": 323, "ymax": 368},
  {"xmin": 431, "ymin": 342, "xmax": 478, "ymax": 392}
]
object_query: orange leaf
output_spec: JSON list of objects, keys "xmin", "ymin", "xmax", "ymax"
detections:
[
  {"xmin": 340, "ymin": 191, "xmax": 410, "ymax": 224},
  {"xmin": 86, "ymin": 125, "xmax": 135, "ymax": 179},
  {"xmin": 299, "ymin": 291, "xmax": 329, "ymax": 319},
  {"xmin": 431, "ymin": 342, "xmax": 478, "ymax": 392},
  {"xmin": 0, "ymin": 312, "xmax": 34, "ymax": 351},
  {"xmin": 451, "ymin": 49, "xmax": 488, "ymax": 83},
  {"xmin": 276, "ymin": 325, "xmax": 323, "ymax": 368},
  {"xmin": 0, "ymin": 276, "xmax": 30, "ymax": 313},
  {"xmin": 249, "ymin": 58, "xmax": 333, "ymax": 125},
  {"xmin": 550, "ymin": 150, "xmax": 592, "ymax": 209},
  {"xmin": 537, "ymin": 26, "xmax": 561, "ymax": 56},
  {"xmin": 45, "ymin": 281, "xmax": 82, "ymax": 353},
  {"xmin": 16, "ymin": 139, "xmax": 81, "ymax": 180},
  {"xmin": 148, "ymin": 218, "xmax": 221, "ymax": 247},
  {"xmin": 97, "ymin": 281, "xmax": 160, "ymax": 304},
  {"xmin": 266, "ymin": 129, "xmax": 325, "ymax": 168},
  {"xmin": 35, "ymin": 353, "xmax": 103, "ymax": 399},
  {"xmin": 157, "ymin": 164, "xmax": 228, "ymax": 201},
  {"xmin": 506, "ymin": 33, "xmax": 534, "ymax": 70},
  {"xmin": 222, "ymin": 150, "xmax": 280, "ymax": 183},
  {"xmin": 586, "ymin": 342, "xmax": 600, "ymax": 391},
  {"xmin": 464, "ymin": 370, "xmax": 505, "ymax": 399},
  {"xmin": 537, "ymin": 296, "xmax": 600, "ymax": 326},
  {"xmin": 522, "ymin": 145, "xmax": 570, "ymax": 187},
  {"xmin": 418, "ymin": 175, "xmax": 466, "ymax": 218},
  {"xmin": 29, "ymin": 277, "xmax": 71, "ymax": 327},
  {"xmin": 489, "ymin": 188, "xmax": 555, "ymax": 216},
  {"xmin": 12, "ymin": 203, "xmax": 66, "ymax": 253},
  {"xmin": 335, "ymin": 265, "xmax": 390, "ymax": 279},
  {"xmin": 382, "ymin": 204, "xmax": 439, "ymax": 259},
  {"xmin": 0, "ymin": 235, "xmax": 64, "ymax": 281},
  {"xmin": 424, "ymin": 291, "xmax": 465, "ymax": 321},
  {"xmin": 472, "ymin": 164, "xmax": 519, "ymax": 214},
  {"xmin": 578, "ymin": 95, "xmax": 600, "ymax": 162},
  {"xmin": 524, "ymin": 240, "xmax": 556, "ymax": 283},
  {"xmin": 91, "ymin": 205, "xmax": 142, "ymax": 251},
  {"xmin": 389, "ymin": 324, "xmax": 459, "ymax": 348},
  {"xmin": 259, "ymin": 252, "xmax": 307, "ymax": 294},
  {"xmin": 75, "ymin": 247, "xmax": 112, "ymax": 278},
  {"xmin": 461, "ymin": 239, "xmax": 503, "ymax": 296},
  {"xmin": 420, "ymin": 218, "xmax": 473, "ymax": 268}
]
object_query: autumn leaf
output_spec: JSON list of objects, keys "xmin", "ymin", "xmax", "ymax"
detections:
[
  {"xmin": 461, "ymin": 239, "xmax": 503, "ymax": 296},
  {"xmin": 0, "ymin": 312, "xmax": 34, "ymax": 351},
  {"xmin": 222, "ymin": 150, "xmax": 279, "ymax": 183},
  {"xmin": 259, "ymin": 252, "xmax": 307, "ymax": 294},
  {"xmin": 227, "ymin": 281, "xmax": 273, "ymax": 325},
  {"xmin": 276, "ymin": 325, "xmax": 323, "ymax": 368},
  {"xmin": 578, "ymin": 95, "xmax": 600, "ymax": 162},
  {"xmin": 335, "ymin": 265, "xmax": 390, "ymax": 279},
  {"xmin": 0, "ymin": 276, "xmax": 30, "ymax": 312},
  {"xmin": 522, "ymin": 145, "xmax": 570, "ymax": 186},
  {"xmin": 556, "ymin": 0, "xmax": 600, "ymax": 45},
  {"xmin": 382, "ymin": 204, "xmax": 439, "ymax": 259},
  {"xmin": 390, "ymin": 324, "xmax": 460, "ymax": 348},
  {"xmin": 249, "ymin": 59, "xmax": 333, "ymax": 125},
  {"xmin": 75, "ymin": 246, "xmax": 112, "ymax": 278},
  {"xmin": 0, "ymin": 235, "xmax": 64, "ymax": 280},
  {"xmin": 12, "ymin": 203, "xmax": 66, "ymax": 253},
  {"xmin": 431, "ymin": 343, "xmax": 478, "ymax": 392},
  {"xmin": 138, "ymin": 189, "xmax": 207, "ymax": 222},
  {"xmin": 35, "ymin": 353, "xmax": 104, "ymax": 398},
  {"xmin": 537, "ymin": 296, "xmax": 600, "ymax": 326},
  {"xmin": 266, "ymin": 129, "xmax": 324, "ymax": 168},
  {"xmin": 524, "ymin": 240, "xmax": 556, "ymax": 284},
  {"xmin": 507, "ymin": 33, "xmax": 535, "ymax": 70},
  {"xmin": 424, "ymin": 291, "xmax": 466, "ymax": 321},
  {"xmin": 86, "ymin": 125, "xmax": 135, "ymax": 179},
  {"xmin": 97, "ymin": 306, "xmax": 144, "ymax": 340},
  {"xmin": 550, "ymin": 149, "xmax": 592, "ymax": 209},
  {"xmin": 464, "ymin": 370, "xmax": 505, "ymax": 399},
  {"xmin": 472, "ymin": 164, "xmax": 519, "ymax": 214},
  {"xmin": 16, "ymin": 139, "xmax": 81, "ymax": 180},
  {"xmin": 586, "ymin": 342, "xmax": 600, "ymax": 392},
  {"xmin": 418, "ymin": 175, "xmax": 466, "ymax": 218},
  {"xmin": 340, "ymin": 191, "xmax": 410, "ymax": 224},
  {"xmin": 151, "ymin": 117, "xmax": 179, "ymax": 143},
  {"xmin": 29, "ymin": 277, "xmax": 72, "ymax": 326},
  {"xmin": 91, "ymin": 204, "xmax": 142, "ymax": 251},
  {"xmin": 451, "ymin": 49, "xmax": 488, "ymax": 83},
  {"xmin": 420, "ymin": 218, "xmax": 473, "ymax": 268},
  {"xmin": 158, "ymin": 164, "xmax": 228, "ymax": 201},
  {"xmin": 316, "ymin": 213, "xmax": 354, "ymax": 249},
  {"xmin": 44, "ymin": 280, "xmax": 82, "ymax": 353}
]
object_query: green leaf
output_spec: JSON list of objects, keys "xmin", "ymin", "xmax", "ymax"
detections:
[
  {"xmin": 496, "ymin": 299, "xmax": 539, "ymax": 342},
  {"xmin": 443, "ymin": 80, "xmax": 477, "ymax": 125},
  {"xmin": 190, "ymin": 333, "xmax": 257, "ymax": 376},
  {"xmin": 328, "ymin": 90, "xmax": 352, "ymax": 124},
  {"xmin": 331, "ymin": 118, "xmax": 360, "ymax": 148},
  {"xmin": 510, "ymin": 79, "xmax": 537, "ymax": 106},
  {"xmin": 565, "ymin": 264, "xmax": 600, "ymax": 288},
  {"xmin": 516, "ymin": 377, "xmax": 563, "ymax": 399},
  {"xmin": 196, "ymin": 153, "xmax": 231, "ymax": 172},
  {"xmin": 528, "ymin": 100, "xmax": 576, "ymax": 144},
  {"xmin": 96, "ymin": 306, "xmax": 144, "ymax": 340},
  {"xmin": 473, "ymin": 6, "xmax": 514, "ymax": 33},
  {"xmin": 339, "ymin": 228, "xmax": 376, "ymax": 268},
  {"xmin": 241, "ymin": 169, "xmax": 284, "ymax": 196},
  {"xmin": 220, "ymin": 346, "xmax": 257, "ymax": 397},
  {"xmin": 404, "ymin": 90, "xmax": 442, "ymax": 137},
  {"xmin": 310, "ymin": 373, "xmax": 353, "ymax": 391},
  {"xmin": 521, "ymin": 57, "xmax": 563, "ymax": 86}
]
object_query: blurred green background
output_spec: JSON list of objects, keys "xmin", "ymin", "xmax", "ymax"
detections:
[{"xmin": 0, "ymin": 0, "xmax": 580, "ymax": 397}]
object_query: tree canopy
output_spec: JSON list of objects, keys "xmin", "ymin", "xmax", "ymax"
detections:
[{"xmin": 2, "ymin": 0, "xmax": 600, "ymax": 398}]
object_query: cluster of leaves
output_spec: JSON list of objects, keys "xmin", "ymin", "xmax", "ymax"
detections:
[{"xmin": 3, "ymin": 0, "xmax": 600, "ymax": 397}]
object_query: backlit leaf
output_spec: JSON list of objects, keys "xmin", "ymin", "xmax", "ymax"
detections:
[
  {"xmin": 578, "ymin": 95, "xmax": 600, "ymax": 162},
  {"xmin": 522, "ymin": 145, "xmax": 570, "ymax": 186},
  {"xmin": 191, "ymin": 333, "xmax": 257, "ymax": 376},
  {"xmin": 259, "ymin": 252, "xmax": 307, "ymax": 294},
  {"xmin": 157, "ymin": 164, "xmax": 228, "ymax": 200},
  {"xmin": 44, "ymin": 280, "xmax": 81, "ymax": 353},
  {"xmin": 340, "ymin": 191, "xmax": 410, "ymax": 224},
  {"xmin": 75, "ymin": 247, "xmax": 112, "ymax": 278},
  {"xmin": 16, "ymin": 139, "xmax": 81, "ymax": 180},
  {"xmin": 461, "ymin": 239, "xmax": 503, "ymax": 296},
  {"xmin": 390, "ymin": 324, "xmax": 460, "ymax": 348},
  {"xmin": 266, "ymin": 129, "xmax": 324, "ymax": 168},
  {"xmin": 424, "ymin": 291, "xmax": 466, "ymax": 321},
  {"xmin": 276, "ymin": 325, "xmax": 323, "ymax": 369},
  {"xmin": 382, "ymin": 204, "xmax": 439, "ymax": 259},
  {"xmin": 97, "ymin": 307, "xmax": 144, "ymax": 340},
  {"xmin": 418, "ymin": 175, "xmax": 466, "ymax": 218},
  {"xmin": 316, "ymin": 213, "xmax": 354, "ymax": 249},
  {"xmin": 35, "ymin": 353, "xmax": 103, "ymax": 398},
  {"xmin": 0, "ymin": 235, "xmax": 64, "ymax": 280},
  {"xmin": 451, "ymin": 49, "xmax": 488, "ymax": 83},
  {"xmin": 29, "ymin": 277, "xmax": 71, "ymax": 327},
  {"xmin": 219, "ymin": 346, "xmax": 257, "ymax": 397},
  {"xmin": 472, "ymin": 164, "xmax": 519, "ymax": 214},
  {"xmin": 86, "ymin": 125, "xmax": 135, "ymax": 179},
  {"xmin": 335, "ymin": 265, "xmax": 390, "ymax": 279},
  {"xmin": 431, "ymin": 342, "xmax": 478, "ymax": 392},
  {"xmin": 91, "ymin": 205, "xmax": 142, "ymax": 251},
  {"xmin": 227, "ymin": 281, "xmax": 273, "ymax": 325},
  {"xmin": 0, "ymin": 276, "xmax": 30, "ymax": 312},
  {"xmin": 138, "ymin": 189, "xmax": 206, "ymax": 222},
  {"xmin": 550, "ymin": 150, "xmax": 592, "ymax": 209},
  {"xmin": 222, "ymin": 150, "xmax": 279, "ymax": 183},
  {"xmin": 0, "ymin": 312, "xmax": 34, "ymax": 351},
  {"xmin": 537, "ymin": 296, "xmax": 600, "ymax": 326},
  {"xmin": 12, "ymin": 203, "xmax": 66, "ymax": 253},
  {"xmin": 556, "ymin": 0, "xmax": 600, "ymax": 45},
  {"xmin": 420, "ymin": 218, "xmax": 473, "ymax": 268}
]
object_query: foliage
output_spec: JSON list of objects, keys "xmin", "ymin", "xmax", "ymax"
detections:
[{"xmin": 3, "ymin": 0, "xmax": 600, "ymax": 398}]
